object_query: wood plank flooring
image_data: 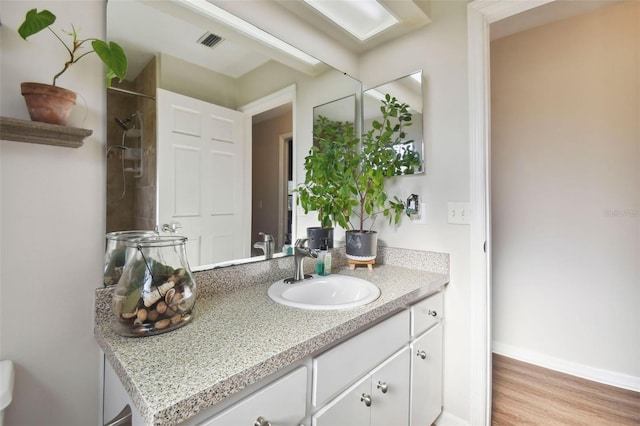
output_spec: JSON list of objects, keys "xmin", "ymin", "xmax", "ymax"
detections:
[{"xmin": 492, "ymin": 353, "xmax": 640, "ymax": 425}]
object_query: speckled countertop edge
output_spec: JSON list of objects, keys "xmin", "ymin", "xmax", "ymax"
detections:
[{"xmin": 94, "ymin": 247, "xmax": 449, "ymax": 425}]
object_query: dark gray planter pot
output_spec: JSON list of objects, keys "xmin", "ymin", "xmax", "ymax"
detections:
[
  {"xmin": 307, "ymin": 227, "xmax": 334, "ymax": 249},
  {"xmin": 345, "ymin": 230, "xmax": 378, "ymax": 260}
]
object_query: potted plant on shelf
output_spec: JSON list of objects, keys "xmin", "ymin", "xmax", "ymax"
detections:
[
  {"xmin": 17, "ymin": 8, "xmax": 128, "ymax": 126},
  {"xmin": 296, "ymin": 115, "xmax": 360, "ymax": 249},
  {"xmin": 298, "ymin": 94, "xmax": 420, "ymax": 262}
]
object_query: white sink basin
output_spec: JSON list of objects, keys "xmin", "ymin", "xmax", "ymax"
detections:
[{"xmin": 268, "ymin": 274, "xmax": 381, "ymax": 310}]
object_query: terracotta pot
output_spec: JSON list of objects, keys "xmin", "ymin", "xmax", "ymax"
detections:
[{"xmin": 21, "ymin": 82, "xmax": 77, "ymax": 125}]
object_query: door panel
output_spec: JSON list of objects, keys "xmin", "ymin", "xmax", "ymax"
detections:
[{"xmin": 157, "ymin": 89, "xmax": 248, "ymax": 266}]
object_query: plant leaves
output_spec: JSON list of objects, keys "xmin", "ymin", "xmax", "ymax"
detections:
[
  {"xmin": 18, "ymin": 9, "xmax": 56, "ymax": 40},
  {"xmin": 92, "ymin": 40, "xmax": 128, "ymax": 86}
]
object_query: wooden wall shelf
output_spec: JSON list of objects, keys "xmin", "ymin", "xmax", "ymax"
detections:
[{"xmin": 0, "ymin": 116, "xmax": 92, "ymax": 148}]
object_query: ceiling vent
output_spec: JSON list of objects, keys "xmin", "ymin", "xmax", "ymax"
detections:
[{"xmin": 197, "ymin": 32, "xmax": 223, "ymax": 48}]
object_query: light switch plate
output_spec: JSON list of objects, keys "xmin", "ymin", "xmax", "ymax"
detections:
[{"xmin": 448, "ymin": 202, "xmax": 471, "ymax": 225}]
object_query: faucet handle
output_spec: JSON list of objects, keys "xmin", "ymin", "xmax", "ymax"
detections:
[
  {"xmin": 294, "ymin": 238, "xmax": 309, "ymax": 247},
  {"xmin": 259, "ymin": 232, "xmax": 273, "ymax": 242}
]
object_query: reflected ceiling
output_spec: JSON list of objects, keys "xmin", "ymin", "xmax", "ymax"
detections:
[{"xmin": 108, "ymin": 0, "xmax": 432, "ymax": 80}]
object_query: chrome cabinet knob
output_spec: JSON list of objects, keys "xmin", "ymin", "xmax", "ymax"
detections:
[
  {"xmin": 427, "ymin": 309, "xmax": 437, "ymax": 317},
  {"xmin": 360, "ymin": 393, "xmax": 372, "ymax": 407},
  {"xmin": 254, "ymin": 416, "xmax": 271, "ymax": 426},
  {"xmin": 376, "ymin": 381, "xmax": 389, "ymax": 394},
  {"xmin": 417, "ymin": 350, "xmax": 427, "ymax": 360}
]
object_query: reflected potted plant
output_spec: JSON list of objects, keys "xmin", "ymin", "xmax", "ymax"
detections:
[
  {"xmin": 17, "ymin": 8, "xmax": 128, "ymax": 125},
  {"xmin": 296, "ymin": 115, "xmax": 359, "ymax": 249},
  {"xmin": 298, "ymin": 95, "xmax": 420, "ymax": 261}
]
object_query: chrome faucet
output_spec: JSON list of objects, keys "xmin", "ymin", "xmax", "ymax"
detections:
[
  {"xmin": 285, "ymin": 238, "xmax": 317, "ymax": 283},
  {"xmin": 253, "ymin": 232, "xmax": 274, "ymax": 259}
]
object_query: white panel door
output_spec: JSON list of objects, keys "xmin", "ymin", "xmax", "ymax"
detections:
[{"xmin": 157, "ymin": 89, "xmax": 248, "ymax": 266}]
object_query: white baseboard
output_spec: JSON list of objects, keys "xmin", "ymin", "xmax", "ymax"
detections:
[
  {"xmin": 434, "ymin": 410, "xmax": 470, "ymax": 426},
  {"xmin": 492, "ymin": 342, "xmax": 640, "ymax": 392}
]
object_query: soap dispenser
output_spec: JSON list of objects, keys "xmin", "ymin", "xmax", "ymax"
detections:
[
  {"xmin": 323, "ymin": 238, "xmax": 332, "ymax": 275},
  {"xmin": 316, "ymin": 239, "xmax": 326, "ymax": 275}
]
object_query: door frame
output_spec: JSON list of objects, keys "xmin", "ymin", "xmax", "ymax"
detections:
[
  {"xmin": 467, "ymin": 1, "xmax": 556, "ymax": 424},
  {"xmin": 239, "ymin": 85, "xmax": 297, "ymax": 248}
]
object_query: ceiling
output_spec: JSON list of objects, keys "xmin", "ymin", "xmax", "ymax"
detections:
[{"xmin": 107, "ymin": 0, "xmax": 432, "ymax": 81}]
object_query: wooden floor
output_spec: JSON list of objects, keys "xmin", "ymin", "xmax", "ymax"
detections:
[{"xmin": 492, "ymin": 353, "xmax": 640, "ymax": 425}]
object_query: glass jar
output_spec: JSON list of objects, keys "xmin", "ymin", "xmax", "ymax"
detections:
[
  {"xmin": 104, "ymin": 230, "xmax": 158, "ymax": 287},
  {"xmin": 111, "ymin": 236, "xmax": 196, "ymax": 337}
]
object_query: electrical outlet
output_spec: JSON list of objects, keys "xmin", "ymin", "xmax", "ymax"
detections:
[
  {"xmin": 448, "ymin": 202, "xmax": 470, "ymax": 225},
  {"xmin": 410, "ymin": 202, "xmax": 426, "ymax": 224}
]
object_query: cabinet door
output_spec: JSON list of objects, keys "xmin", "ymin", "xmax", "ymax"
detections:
[
  {"xmin": 312, "ymin": 376, "xmax": 371, "ymax": 426},
  {"xmin": 410, "ymin": 323, "xmax": 443, "ymax": 426},
  {"xmin": 370, "ymin": 347, "xmax": 410, "ymax": 426},
  {"xmin": 201, "ymin": 367, "xmax": 307, "ymax": 426}
]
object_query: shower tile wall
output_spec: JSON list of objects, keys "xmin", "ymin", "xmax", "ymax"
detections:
[
  {"xmin": 133, "ymin": 59, "xmax": 157, "ymax": 231},
  {"xmin": 106, "ymin": 58, "xmax": 157, "ymax": 233}
]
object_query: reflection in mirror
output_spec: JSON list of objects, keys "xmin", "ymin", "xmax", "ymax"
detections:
[
  {"xmin": 362, "ymin": 71, "xmax": 424, "ymax": 174},
  {"xmin": 105, "ymin": 0, "xmax": 362, "ymax": 270},
  {"xmin": 313, "ymin": 94, "xmax": 357, "ymax": 129}
]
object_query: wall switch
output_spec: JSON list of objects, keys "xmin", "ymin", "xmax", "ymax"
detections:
[
  {"xmin": 410, "ymin": 202, "xmax": 427, "ymax": 224},
  {"xmin": 448, "ymin": 202, "xmax": 471, "ymax": 225}
]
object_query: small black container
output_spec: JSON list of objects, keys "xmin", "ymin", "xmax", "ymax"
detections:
[{"xmin": 307, "ymin": 227, "xmax": 334, "ymax": 249}]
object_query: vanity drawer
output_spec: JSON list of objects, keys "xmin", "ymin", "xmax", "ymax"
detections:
[
  {"xmin": 411, "ymin": 292, "xmax": 443, "ymax": 337},
  {"xmin": 200, "ymin": 367, "xmax": 307, "ymax": 426},
  {"xmin": 312, "ymin": 309, "xmax": 410, "ymax": 408}
]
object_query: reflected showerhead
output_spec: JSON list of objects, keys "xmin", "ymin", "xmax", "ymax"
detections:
[
  {"xmin": 114, "ymin": 117, "xmax": 130, "ymax": 130},
  {"xmin": 114, "ymin": 113, "xmax": 138, "ymax": 130}
]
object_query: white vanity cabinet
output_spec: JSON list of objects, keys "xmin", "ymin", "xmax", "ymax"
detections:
[
  {"xmin": 312, "ymin": 347, "xmax": 410, "ymax": 426},
  {"xmin": 312, "ymin": 291, "xmax": 444, "ymax": 426},
  {"xmin": 102, "ymin": 291, "xmax": 444, "ymax": 426}
]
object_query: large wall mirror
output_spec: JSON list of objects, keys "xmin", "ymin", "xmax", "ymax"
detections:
[
  {"xmin": 362, "ymin": 71, "xmax": 424, "ymax": 174},
  {"xmin": 106, "ymin": 0, "xmax": 361, "ymax": 271}
]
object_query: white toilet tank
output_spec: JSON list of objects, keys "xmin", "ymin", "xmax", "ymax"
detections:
[{"xmin": 0, "ymin": 361, "xmax": 14, "ymax": 426}]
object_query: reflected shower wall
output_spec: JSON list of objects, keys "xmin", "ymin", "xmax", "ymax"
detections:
[{"xmin": 106, "ymin": 58, "xmax": 158, "ymax": 233}]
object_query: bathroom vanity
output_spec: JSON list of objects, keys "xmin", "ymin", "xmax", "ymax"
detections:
[{"xmin": 95, "ymin": 248, "xmax": 449, "ymax": 425}]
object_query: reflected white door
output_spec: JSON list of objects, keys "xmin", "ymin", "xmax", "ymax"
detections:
[{"xmin": 157, "ymin": 89, "xmax": 247, "ymax": 266}]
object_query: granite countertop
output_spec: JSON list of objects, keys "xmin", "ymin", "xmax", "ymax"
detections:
[{"xmin": 94, "ymin": 248, "xmax": 449, "ymax": 425}]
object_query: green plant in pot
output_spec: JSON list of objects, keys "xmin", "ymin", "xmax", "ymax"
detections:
[
  {"xmin": 296, "ymin": 115, "xmax": 360, "ymax": 249},
  {"xmin": 343, "ymin": 94, "xmax": 421, "ymax": 261},
  {"xmin": 298, "ymin": 95, "xmax": 420, "ymax": 261},
  {"xmin": 17, "ymin": 8, "xmax": 128, "ymax": 126}
]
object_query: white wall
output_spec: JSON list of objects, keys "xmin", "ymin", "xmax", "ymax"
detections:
[
  {"xmin": 359, "ymin": 1, "xmax": 471, "ymax": 422},
  {"xmin": 491, "ymin": 1, "xmax": 640, "ymax": 388},
  {"xmin": 0, "ymin": 1, "xmax": 106, "ymax": 425}
]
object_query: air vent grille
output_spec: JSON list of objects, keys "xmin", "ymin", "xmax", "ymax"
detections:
[{"xmin": 198, "ymin": 32, "xmax": 223, "ymax": 48}]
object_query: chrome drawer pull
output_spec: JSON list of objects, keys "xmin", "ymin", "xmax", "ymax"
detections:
[
  {"xmin": 417, "ymin": 350, "xmax": 427, "ymax": 360},
  {"xmin": 361, "ymin": 393, "xmax": 372, "ymax": 407},
  {"xmin": 377, "ymin": 381, "xmax": 389, "ymax": 394},
  {"xmin": 254, "ymin": 416, "xmax": 271, "ymax": 426}
]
